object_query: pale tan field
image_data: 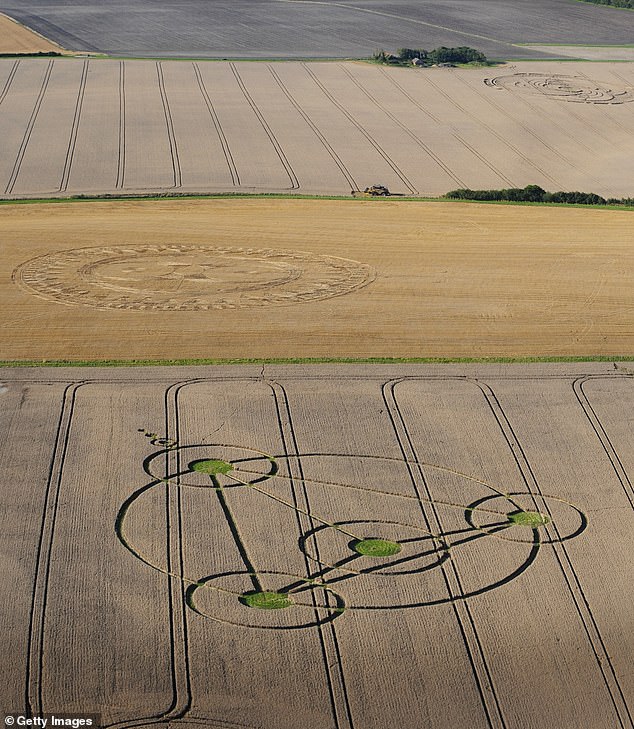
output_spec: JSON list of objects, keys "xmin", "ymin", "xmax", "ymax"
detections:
[
  {"xmin": 0, "ymin": 13, "xmax": 64, "ymax": 54},
  {"xmin": 1, "ymin": 198, "xmax": 633, "ymax": 361},
  {"xmin": 1, "ymin": 363, "xmax": 633, "ymax": 728},
  {"xmin": 525, "ymin": 45, "xmax": 634, "ymax": 61},
  {"xmin": 1, "ymin": 58, "xmax": 634, "ymax": 198}
]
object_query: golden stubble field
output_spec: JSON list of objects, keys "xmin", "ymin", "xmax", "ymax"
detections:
[
  {"xmin": 0, "ymin": 13, "xmax": 64, "ymax": 54},
  {"xmin": 1, "ymin": 198, "xmax": 633, "ymax": 361}
]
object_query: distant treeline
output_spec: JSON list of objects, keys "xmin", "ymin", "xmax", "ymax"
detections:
[
  {"xmin": 373, "ymin": 46, "xmax": 488, "ymax": 66},
  {"xmin": 579, "ymin": 0, "xmax": 634, "ymax": 9},
  {"xmin": 445, "ymin": 185, "xmax": 634, "ymax": 206}
]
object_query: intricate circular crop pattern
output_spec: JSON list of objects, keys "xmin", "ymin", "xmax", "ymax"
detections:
[
  {"xmin": 484, "ymin": 73, "xmax": 634, "ymax": 104},
  {"xmin": 13, "ymin": 244, "xmax": 375, "ymax": 311}
]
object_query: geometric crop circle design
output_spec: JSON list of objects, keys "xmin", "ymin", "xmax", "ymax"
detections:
[
  {"xmin": 13, "ymin": 244, "xmax": 376, "ymax": 311},
  {"xmin": 484, "ymin": 73, "xmax": 634, "ymax": 104},
  {"xmin": 117, "ymin": 440, "xmax": 588, "ymax": 630}
]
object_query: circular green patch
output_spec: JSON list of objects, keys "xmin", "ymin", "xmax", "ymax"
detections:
[
  {"xmin": 189, "ymin": 458, "xmax": 233, "ymax": 475},
  {"xmin": 507, "ymin": 510, "xmax": 550, "ymax": 528},
  {"xmin": 352, "ymin": 538, "xmax": 402, "ymax": 557},
  {"xmin": 239, "ymin": 591, "xmax": 293, "ymax": 610}
]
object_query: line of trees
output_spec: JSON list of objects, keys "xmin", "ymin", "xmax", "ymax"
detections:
[
  {"xmin": 444, "ymin": 185, "xmax": 634, "ymax": 206},
  {"xmin": 579, "ymin": 0, "xmax": 634, "ymax": 9},
  {"xmin": 373, "ymin": 46, "xmax": 488, "ymax": 66}
]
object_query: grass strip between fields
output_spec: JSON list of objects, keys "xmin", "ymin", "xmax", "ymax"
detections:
[
  {"xmin": 1, "ymin": 356, "xmax": 633, "ymax": 368},
  {"xmin": 1, "ymin": 192, "xmax": 633, "ymax": 211}
]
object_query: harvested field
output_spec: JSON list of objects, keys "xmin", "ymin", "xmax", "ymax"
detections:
[
  {"xmin": 0, "ymin": 12, "xmax": 63, "ymax": 54},
  {"xmin": 524, "ymin": 44, "xmax": 634, "ymax": 61},
  {"xmin": 1, "ymin": 361, "xmax": 633, "ymax": 728},
  {"xmin": 1, "ymin": 59, "xmax": 634, "ymax": 199},
  {"xmin": 1, "ymin": 198, "xmax": 633, "ymax": 361},
  {"xmin": 1, "ymin": 0, "xmax": 634, "ymax": 59}
]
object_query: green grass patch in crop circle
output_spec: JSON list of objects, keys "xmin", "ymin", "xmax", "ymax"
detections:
[
  {"xmin": 507, "ymin": 510, "xmax": 550, "ymax": 528},
  {"xmin": 189, "ymin": 458, "xmax": 234, "ymax": 475},
  {"xmin": 239, "ymin": 591, "xmax": 294, "ymax": 610},
  {"xmin": 352, "ymin": 538, "xmax": 402, "ymax": 557}
]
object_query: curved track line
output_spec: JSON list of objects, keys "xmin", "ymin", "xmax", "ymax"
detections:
[
  {"xmin": 192, "ymin": 62, "xmax": 240, "ymax": 186},
  {"xmin": 384, "ymin": 378, "xmax": 507, "ymax": 729},
  {"xmin": 0, "ymin": 58, "xmax": 19, "ymax": 107},
  {"xmin": 302, "ymin": 63, "xmax": 417, "ymax": 194},
  {"xmin": 573, "ymin": 375, "xmax": 634, "ymax": 511},
  {"xmin": 229, "ymin": 62, "xmax": 299, "ymax": 190},
  {"xmin": 340, "ymin": 64, "xmax": 465, "ymax": 188},
  {"xmin": 115, "ymin": 61, "xmax": 126, "ymax": 190},
  {"xmin": 4, "ymin": 58, "xmax": 53, "ymax": 195},
  {"xmin": 59, "ymin": 58, "xmax": 88, "ymax": 192},
  {"xmin": 378, "ymin": 67, "xmax": 514, "ymax": 187},
  {"xmin": 267, "ymin": 64, "xmax": 357, "ymax": 191},
  {"xmin": 422, "ymin": 73, "xmax": 562, "ymax": 188},
  {"xmin": 156, "ymin": 61, "xmax": 182, "ymax": 189},
  {"xmin": 275, "ymin": 0, "xmax": 517, "ymax": 48}
]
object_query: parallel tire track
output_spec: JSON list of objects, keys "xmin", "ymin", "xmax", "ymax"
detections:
[
  {"xmin": 230, "ymin": 62, "xmax": 299, "ymax": 190},
  {"xmin": 422, "ymin": 73, "xmax": 562, "ymax": 188},
  {"xmin": 573, "ymin": 375, "xmax": 634, "ymax": 511},
  {"xmin": 4, "ymin": 59, "xmax": 53, "ymax": 195},
  {"xmin": 270, "ymin": 380, "xmax": 354, "ymax": 729},
  {"xmin": 340, "ymin": 64, "xmax": 464, "ymax": 187},
  {"xmin": 116, "ymin": 60, "xmax": 126, "ymax": 190},
  {"xmin": 268, "ymin": 64, "xmax": 357, "ymax": 191},
  {"xmin": 156, "ymin": 61, "xmax": 182, "ymax": 189},
  {"xmin": 193, "ymin": 62, "xmax": 240, "ymax": 186},
  {"xmin": 59, "ymin": 58, "xmax": 88, "ymax": 193},
  {"xmin": 378, "ymin": 67, "xmax": 514, "ymax": 187},
  {"xmin": 477, "ymin": 380, "xmax": 633, "ymax": 729},
  {"xmin": 383, "ymin": 379, "xmax": 506, "ymax": 729},
  {"xmin": 302, "ymin": 63, "xmax": 417, "ymax": 194},
  {"xmin": 0, "ymin": 58, "xmax": 19, "ymax": 107}
]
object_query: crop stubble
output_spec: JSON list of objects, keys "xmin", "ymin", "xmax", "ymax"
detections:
[
  {"xmin": 1, "ymin": 198, "xmax": 633, "ymax": 361},
  {"xmin": 0, "ymin": 364, "xmax": 632, "ymax": 727}
]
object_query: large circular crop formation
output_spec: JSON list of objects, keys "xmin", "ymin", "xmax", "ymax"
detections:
[{"xmin": 13, "ymin": 243, "xmax": 375, "ymax": 311}]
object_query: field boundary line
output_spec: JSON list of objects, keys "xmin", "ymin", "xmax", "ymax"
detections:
[
  {"xmin": 4, "ymin": 58, "xmax": 53, "ymax": 195},
  {"xmin": 422, "ymin": 73, "xmax": 562, "ymax": 188},
  {"xmin": 267, "ymin": 64, "xmax": 357, "ymax": 191},
  {"xmin": 0, "ymin": 58, "xmax": 19, "ymax": 106},
  {"xmin": 59, "ymin": 58, "xmax": 88, "ymax": 192},
  {"xmin": 25, "ymin": 382, "xmax": 81, "ymax": 717},
  {"xmin": 268, "ymin": 378, "xmax": 354, "ymax": 729},
  {"xmin": 193, "ymin": 63, "xmax": 240, "ymax": 186},
  {"xmin": 477, "ymin": 379, "xmax": 633, "ymax": 729},
  {"xmin": 115, "ymin": 61, "xmax": 126, "ymax": 189},
  {"xmin": 383, "ymin": 378, "xmax": 507, "ymax": 729},
  {"xmin": 302, "ymin": 63, "xmax": 417, "ymax": 194},
  {"xmin": 229, "ymin": 63, "xmax": 299, "ymax": 190},
  {"xmin": 156, "ymin": 61, "xmax": 182, "ymax": 189},
  {"xmin": 340, "ymin": 64, "xmax": 464, "ymax": 187},
  {"xmin": 573, "ymin": 375, "xmax": 634, "ymax": 510}
]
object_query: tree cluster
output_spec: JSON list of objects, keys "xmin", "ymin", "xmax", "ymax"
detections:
[
  {"xmin": 445, "ymin": 185, "xmax": 634, "ymax": 206},
  {"xmin": 373, "ymin": 46, "xmax": 488, "ymax": 66},
  {"xmin": 580, "ymin": 0, "xmax": 634, "ymax": 9}
]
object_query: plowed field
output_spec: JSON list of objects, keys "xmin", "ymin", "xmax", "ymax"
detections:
[{"xmin": 1, "ymin": 362, "xmax": 633, "ymax": 728}]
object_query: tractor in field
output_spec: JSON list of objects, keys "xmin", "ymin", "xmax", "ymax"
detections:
[{"xmin": 362, "ymin": 185, "xmax": 391, "ymax": 196}]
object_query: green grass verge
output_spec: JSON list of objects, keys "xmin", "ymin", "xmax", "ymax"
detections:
[
  {"xmin": 1, "ymin": 192, "xmax": 633, "ymax": 211},
  {"xmin": 0, "ymin": 356, "xmax": 632, "ymax": 368}
]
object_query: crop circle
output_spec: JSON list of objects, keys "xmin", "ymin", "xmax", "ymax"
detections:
[{"xmin": 14, "ymin": 244, "xmax": 375, "ymax": 311}]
